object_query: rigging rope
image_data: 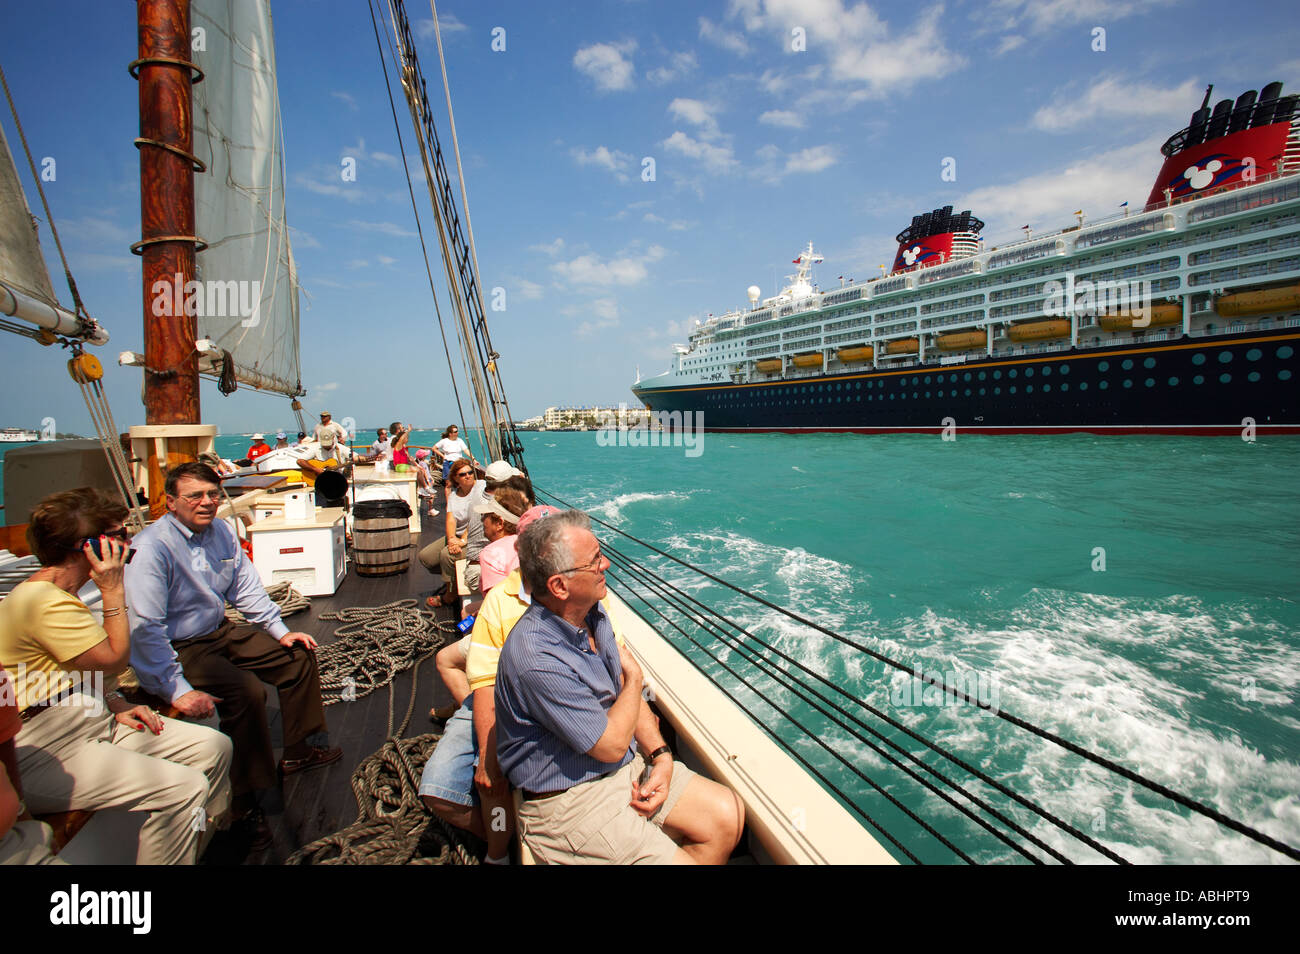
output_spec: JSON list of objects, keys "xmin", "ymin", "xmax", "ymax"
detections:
[
  {"xmin": 367, "ymin": 0, "xmax": 474, "ymax": 457},
  {"xmin": 535, "ymin": 483, "xmax": 1300, "ymax": 863},
  {"xmin": 68, "ymin": 349, "xmax": 147, "ymax": 532}
]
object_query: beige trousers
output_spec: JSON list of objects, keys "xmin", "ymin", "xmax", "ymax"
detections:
[
  {"xmin": 0, "ymin": 820, "xmax": 65, "ymax": 865},
  {"xmin": 16, "ymin": 693, "xmax": 233, "ymax": 865}
]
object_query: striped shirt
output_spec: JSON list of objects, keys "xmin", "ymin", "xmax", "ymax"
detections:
[{"xmin": 494, "ymin": 600, "xmax": 634, "ymax": 793}]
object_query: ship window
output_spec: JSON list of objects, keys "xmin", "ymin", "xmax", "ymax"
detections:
[
  {"xmin": 1060, "ymin": 364, "xmax": 1070, "ymax": 375},
  {"xmin": 925, "ymin": 391, "xmax": 931, "ymax": 398},
  {"xmin": 1194, "ymin": 375, "xmax": 1205, "ymax": 384},
  {"xmin": 950, "ymin": 390, "xmax": 957, "ymax": 397},
  {"xmin": 1168, "ymin": 377, "xmax": 1179, "ymax": 386},
  {"xmin": 1280, "ymin": 369, "xmax": 1293, "ymax": 380},
  {"xmin": 1220, "ymin": 373, "xmax": 1232, "ymax": 383},
  {"xmin": 965, "ymin": 388, "xmax": 972, "ymax": 396},
  {"xmin": 993, "ymin": 370, "xmax": 1002, "ymax": 379},
  {"xmin": 1247, "ymin": 348, "xmax": 1262, "ymax": 361},
  {"xmin": 1041, "ymin": 366, "xmax": 1051, "ymax": 376},
  {"xmin": 924, "ymin": 375, "xmax": 932, "ymax": 384},
  {"xmin": 1219, "ymin": 351, "xmax": 1233, "ymax": 363},
  {"xmin": 964, "ymin": 372, "xmax": 972, "ymax": 382},
  {"xmin": 1143, "ymin": 357, "xmax": 1156, "ymax": 369},
  {"xmin": 1061, "ymin": 382, "xmax": 1069, "ymax": 391},
  {"xmin": 912, "ymin": 377, "xmax": 920, "ymax": 385},
  {"xmin": 1192, "ymin": 353, "xmax": 1206, "ymax": 365},
  {"xmin": 1026, "ymin": 384, "xmax": 1034, "ymax": 393},
  {"xmin": 890, "ymin": 393, "xmax": 895, "ymax": 400},
  {"xmin": 1122, "ymin": 359, "xmax": 1134, "ymax": 371},
  {"xmin": 1008, "ymin": 369, "xmax": 1018, "ymax": 378},
  {"xmin": 1009, "ymin": 386, "xmax": 1017, "ymax": 394},
  {"xmin": 979, "ymin": 387, "xmax": 986, "ymax": 395},
  {"xmin": 1248, "ymin": 371, "xmax": 1261, "ymax": 382},
  {"xmin": 1043, "ymin": 384, "xmax": 1051, "ymax": 393},
  {"xmin": 1098, "ymin": 361, "xmax": 1109, "ymax": 372},
  {"xmin": 1025, "ymin": 367, "xmax": 1034, "ymax": 378},
  {"xmin": 913, "ymin": 392, "xmax": 919, "ymax": 399},
  {"xmin": 1145, "ymin": 378, "xmax": 1155, "ymax": 387},
  {"xmin": 1099, "ymin": 380, "xmax": 1109, "ymax": 390},
  {"xmin": 978, "ymin": 371, "xmax": 986, "ymax": 381},
  {"xmin": 1079, "ymin": 381, "xmax": 1087, "ymax": 390},
  {"xmin": 1123, "ymin": 379, "xmax": 1133, "ymax": 388},
  {"xmin": 1279, "ymin": 346, "xmax": 1294, "ymax": 359}
]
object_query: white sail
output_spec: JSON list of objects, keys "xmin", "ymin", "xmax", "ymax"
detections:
[
  {"xmin": 0, "ymin": 123, "xmax": 107, "ymax": 343},
  {"xmin": 191, "ymin": 0, "xmax": 302, "ymax": 395}
]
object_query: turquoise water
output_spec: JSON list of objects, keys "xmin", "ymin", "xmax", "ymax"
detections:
[{"xmin": 6, "ymin": 431, "xmax": 1298, "ymax": 863}]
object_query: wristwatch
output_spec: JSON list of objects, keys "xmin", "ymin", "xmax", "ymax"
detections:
[{"xmin": 647, "ymin": 745, "xmax": 671, "ymax": 763}]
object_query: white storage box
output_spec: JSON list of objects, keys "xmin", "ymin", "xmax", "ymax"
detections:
[{"xmin": 246, "ymin": 508, "xmax": 346, "ymax": 596}]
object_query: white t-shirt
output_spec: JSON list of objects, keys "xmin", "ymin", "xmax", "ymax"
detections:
[
  {"xmin": 369, "ymin": 438, "xmax": 392, "ymax": 459},
  {"xmin": 447, "ymin": 479, "xmax": 486, "ymax": 535},
  {"xmin": 314, "ymin": 421, "xmax": 348, "ymax": 448},
  {"xmin": 435, "ymin": 437, "xmax": 469, "ymax": 462}
]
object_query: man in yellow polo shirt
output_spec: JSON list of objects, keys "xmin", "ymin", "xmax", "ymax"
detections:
[{"xmin": 419, "ymin": 505, "xmax": 625, "ymax": 864}]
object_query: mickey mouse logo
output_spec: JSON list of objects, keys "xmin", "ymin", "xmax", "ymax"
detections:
[
  {"xmin": 1182, "ymin": 159, "xmax": 1223, "ymax": 190},
  {"xmin": 902, "ymin": 245, "xmax": 922, "ymax": 266}
]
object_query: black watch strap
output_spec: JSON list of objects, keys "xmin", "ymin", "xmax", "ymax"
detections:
[{"xmin": 647, "ymin": 745, "xmax": 672, "ymax": 763}]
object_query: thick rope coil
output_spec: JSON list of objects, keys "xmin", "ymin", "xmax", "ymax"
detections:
[
  {"xmin": 314, "ymin": 598, "xmax": 454, "ymax": 706},
  {"xmin": 224, "ymin": 581, "xmax": 310, "ymax": 624}
]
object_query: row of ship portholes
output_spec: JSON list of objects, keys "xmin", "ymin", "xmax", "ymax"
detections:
[{"xmin": 701, "ymin": 345, "xmax": 1295, "ymax": 407}]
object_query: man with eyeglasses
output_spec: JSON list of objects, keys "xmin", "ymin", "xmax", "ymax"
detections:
[
  {"xmin": 125, "ymin": 462, "xmax": 341, "ymax": 841},
  {"xmin": 494, "ymin": 509, "xmax": 744, "ymax": 864}
]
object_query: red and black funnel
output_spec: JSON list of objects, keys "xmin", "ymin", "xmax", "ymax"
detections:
[
  {"xmin": 892, "ymin": 206, "xmax": 984, "ymax": 274},
  {"xmin": 1145, "ymin": 81, "xmax": 1297, "ymax": 209}
]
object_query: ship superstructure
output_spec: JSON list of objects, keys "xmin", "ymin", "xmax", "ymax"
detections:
[{"xmin": 633, "ymin": 82, "xmax": 1300, "ymax": 434}]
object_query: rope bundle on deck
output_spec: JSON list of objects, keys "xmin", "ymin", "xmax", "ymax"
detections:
[
  {"xmin": 225, "ymin": 581, "xmax": 310, "ymax": 624},
  {"xmin": 314, "ymin": 598, "xmax": 454, "ymax": 706}
]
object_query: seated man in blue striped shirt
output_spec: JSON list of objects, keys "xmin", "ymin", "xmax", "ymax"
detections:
[{"xmin": 494, "ymin": 510, "xmax": 743, "ymax": 864}]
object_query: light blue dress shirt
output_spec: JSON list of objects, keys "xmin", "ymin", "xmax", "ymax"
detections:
[{"xmin": 125, "ymin": 514, "xmax": 289, "ymax": 702}]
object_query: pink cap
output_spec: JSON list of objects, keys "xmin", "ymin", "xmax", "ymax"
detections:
[
  {"xmin": 515, "ymin": 504, "xmax": 560, "ymax": 535},
  {"xmin": 415, "ymin": 448, "xmax": 431, "ymax": 459}
]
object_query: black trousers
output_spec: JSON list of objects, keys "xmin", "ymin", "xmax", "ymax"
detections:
[{"xmin": 175, "ymin": 622, "xmax": 327, "ymax": 795}]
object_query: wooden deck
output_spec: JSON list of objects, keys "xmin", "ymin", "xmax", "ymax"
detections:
[{"xmin": 202, "ymin": 503, "xmax": 459, "ymax": 865}]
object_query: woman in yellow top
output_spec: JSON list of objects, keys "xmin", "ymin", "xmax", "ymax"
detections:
[{"xmin": 0, "ymin": 488, "xmax": 233, "ymax": 864}]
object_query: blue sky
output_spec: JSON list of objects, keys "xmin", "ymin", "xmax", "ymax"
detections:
[{"xmin": 1, "ymin": 0, "xmax": 1297, "ymax": 436}]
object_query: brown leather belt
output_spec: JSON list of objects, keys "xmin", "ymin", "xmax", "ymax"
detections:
[{"xmin": 521, "ymin": 788, "xmax": 566, "ymax": 801}]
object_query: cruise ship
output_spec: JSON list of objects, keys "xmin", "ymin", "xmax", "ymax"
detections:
[
  {"xmin": 0, "ymin": 428, "xmax": 40, "ymax": 443},
  {"xmin": 632, "ymin": 82, "xmax": 1300, "ymax": 435}
]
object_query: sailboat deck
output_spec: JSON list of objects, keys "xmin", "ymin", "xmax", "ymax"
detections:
[{"xmin": 205, "ymin": 511, "xmax": 458, "ymax": 865}]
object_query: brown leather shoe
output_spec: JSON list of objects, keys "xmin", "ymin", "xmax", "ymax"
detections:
[{"xmin": 278, "ymin": 744, "xmax": 343, "ymax": 777}]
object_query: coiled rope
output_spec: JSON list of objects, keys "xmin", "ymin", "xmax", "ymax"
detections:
[
  {"xmin": 225, "ymin": 581, "xmax": 310, "ymax": 624},
  {"xmin": 285, "ymin": 598, "xmax": 478, "ymax": 865},
  {"xmin": 536, "ymin": 484, "xmax": 1300, "ymax": 864}
]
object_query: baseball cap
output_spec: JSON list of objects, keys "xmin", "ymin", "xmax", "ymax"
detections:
[
  {"xmin": 473, "ymin": 496, "xmax": 521, "ymax": 525},
  {"xmin": 516, "ymin": 504, "xmax": 559, "ymax": 535},
  {"xmin": 483, "ymin": 460, "xmax": 523, "ymax": 482},
  {"xmin": 276, "ymin": 431, "xmax": 286, "ymax": 439}
]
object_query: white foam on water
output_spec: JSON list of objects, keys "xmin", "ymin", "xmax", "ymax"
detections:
[
  {"xmin": 881, "ymin": 589, "xmax": 1300, "ymax": 862},
  {"xmin": 590, "ymin": 490, "xmax": 691, "ymax": 522}
]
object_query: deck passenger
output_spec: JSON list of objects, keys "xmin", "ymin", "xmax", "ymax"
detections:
[
  {"xmin": 433, "ymin": 425, "xmax": 476, "ymax": 484},
  {"xmin": 124, "ymin": 463, "xmax": 341, "ymax": 840},
  {"xmin": 494, "ymin": 510, "xmax": 744, "ymax": 864},
  {"xmin": 420, "ymin": 504, "xmax": 562, "ymax": 862},
  {"xmin": 0, "ymin": 488, "xmax": 232, "ymax": 864},
  {"xmin": 362, "ymin": 427, "xmax": 391, "ymax": 462},
  {"xmin": 419, "ymin": 460, "xmax": 487, "ymax": 608},
  {"xmin": 1, "ymin": 665, "xmax": 63, "ymax": 865}
]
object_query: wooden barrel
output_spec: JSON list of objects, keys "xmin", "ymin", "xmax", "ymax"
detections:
[{"xmin": 352, "ymin": 499, "xmax": 412, "ymax": 577}]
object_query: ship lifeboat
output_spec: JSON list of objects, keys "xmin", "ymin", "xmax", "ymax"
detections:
[
  {"xmin": 885, "ymin": 337, "xmax": 919, "ymax": 355},
  {"xmin": 1097, "ymin": 303, "xmax": 1182, "ymax": 331},
  {"xmin": 1215, "ymin": 283, "xmax": 1300, "ymax": 318},
  {"xmin": 791, "ymin": 352, "xmax": 824, "ymax": 368},
  {"xmin": 835, "ymin": 345, "xmax": 874, "ymax": 362},
  {"xmin": 935, "ymin": 331, "xmax": 986, "ymax": 351},
  {"xmin": 755, "ymin": 358, "xmax": 783, "ymax": 373},
  {"xmin": 1007, "ymin": 319, "xmax": 1069, "ymax": 342}
]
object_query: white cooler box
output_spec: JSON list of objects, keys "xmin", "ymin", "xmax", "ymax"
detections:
[{"xmin": 246, "ymin": 508, "xmax": 347, "ymax": 596}]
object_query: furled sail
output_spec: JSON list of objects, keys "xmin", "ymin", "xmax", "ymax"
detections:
[
  {"xmin": 0, "ymin": 123, "xmax": 107, "ymax": 343},
  {"xmin": 191, "ymin": 0, "xmax": 302, "ymax": 395}
]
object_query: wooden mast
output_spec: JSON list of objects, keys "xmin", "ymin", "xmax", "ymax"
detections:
[{"xmin": 133, "ymin": 0, "xmax": 206, "ymax": 513}]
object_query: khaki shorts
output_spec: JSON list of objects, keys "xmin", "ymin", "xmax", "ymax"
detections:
[{"xmin": 517, "ymin": 753, "xmax": 696, "ymax": 865}]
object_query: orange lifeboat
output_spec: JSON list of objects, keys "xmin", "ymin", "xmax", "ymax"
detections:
[
  {"xmin": 935, "ymin": 331, "xmax": 986, "ymax": 351},
  {"xmin": 1007, "ymin": 319, "xmax": 1069, "ymax": 342},
  {"xmin": 1215, "ymin": 283, "xmax": 1300, "ymax": 318},
  {"xmin": 1098, "ymin": 303, "xmax": 1182, "ymax": 331},
  {"xmin": 835, "ymin": 345, "xmax": 874, "ymax": 362},
  {"xmin": 755, "ymin": 358, "xmax": 782, "ymax": 373},
  {"xmin": 885, "ymin": 337, "xmax": 919, "ymax": 355},
  {"xmin": 791, "ymin": 352, "xmax": 824, "ymax": 368}
]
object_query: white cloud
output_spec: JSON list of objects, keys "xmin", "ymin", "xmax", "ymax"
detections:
[
  {"xmin": 413, "ymin": 13, "xmax": 467, "ymax": 40},
  {"xmin": 63, "ymin": 216, "xmax": 133, "ymax": 244},
  {"xmin": 957, "ymin": 137, "xmax": 1161, "ymax": 240},
  {"xmin": 732, "ymin": 2, "xmax": 963, "ymax": 98},
  {"xmin": 514, "ymin": 278, "xmax": 544, "ymax": 300},
  {"xmin": 759, "ymin": 109, "xmax": 805, "ymax": 128},
  {"xmin": 571, "ymin": 145, "xmax": 634, "ymax": 181},
  {"xmin": 376, "ymin": 255, "xmax": 397, "ymax": 267},
  {"xmin": 994, "ymin": 34, "xmax": 1025, "ymax": 56},
  {"xmin": 753, "ymin": 143, "xmax": 838, "ymax": 182},
  {"xmin": 346, "ymin": 259, "xmax": 369, "ymax": 269},
  {"xmin": 1031, "ymin": 75, "xmax": 1202, "ymax": 132},
  {"xmin": 667, "ymin": 220, "xmax": 695, "ymax": 232},
  {"xmin": 647, "ymin": 51, "xmax": 698, "ymax": 85},
  {"xmin": 314, "ymin": 382, "xmax": 340, "ymax": 393},
  {"xmin": 984, "ymin": 0, "xmax": 1178, "ymax": 35},
  {"xmin": 294, "ymin": 168, "xmax": 365, "ymax": 203},
  {"xmin": 289, "ymin": 226, "xmax": 321, "ymax": 249},
  {"xmin": 552, "ymin": 246, "xmax": 666, "ymax": 287},
  {"xmin": 699, "ymin": 16, "xmax": 750, "ymax": 55},
  {"xmin": 662, "ymin": 130, "xmax": 738, "ymax": 173},
  {"xmin": 668, "ymin": 98, "xmax": 721, "ymax": 139},
  {"xmin": 573, "ymin": 41, "xmax": 636, "ymax": 92},
  {"xmin": 576, "ymin": 297, "xmax": 621, "ymax": 337},
  {"xmin": 346, "ymin": 219, "xmax": 417, "ymax": 238},
  {"xmin": 330, "ymin": 91, "xmax": 358, "ymax": 111},
  {"xmin": 529, "ymin": 238, "xmax": 565, "ymax": 256},
  {"xmin": 643, "ymin": 212, "xmax": 665, "ymax": 224}
]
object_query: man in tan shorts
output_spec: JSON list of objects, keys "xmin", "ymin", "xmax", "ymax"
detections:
[{"xmin": 493, "ymin": 509, "xmax": 744, "ymax": 864}]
